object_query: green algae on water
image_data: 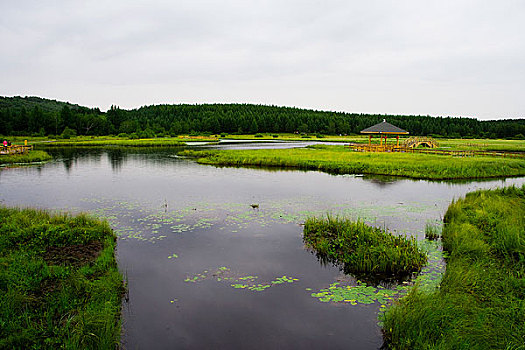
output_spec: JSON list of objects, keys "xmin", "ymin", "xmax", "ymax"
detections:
[{"xmin": 184, "ymin": 267, "xmax": 299, "ymax": 292}]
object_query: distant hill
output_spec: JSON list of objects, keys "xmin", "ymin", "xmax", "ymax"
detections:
[
  {"xmin": 0, "ymin": 95, "xmax": 523, "ymax": 139},
  {"xmin": 0, "ymin": 96, "xmax": 85, "ymax": 113}
]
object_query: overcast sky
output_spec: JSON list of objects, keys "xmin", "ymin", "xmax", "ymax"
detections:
[{"xmin": 1, "ymin": 0, "xmax": 524, "ymax": 119}]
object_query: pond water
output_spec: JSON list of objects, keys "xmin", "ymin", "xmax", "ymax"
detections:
[{"xmin": 1, "ymin": 147, "xmax": 524, "ymax": 349}]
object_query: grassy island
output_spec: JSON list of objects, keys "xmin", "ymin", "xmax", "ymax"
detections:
[
  {"xmin": 382, "ymin": 185, "xmax": 525, "ymax": 349},
  {"xmin": 0, "ymin": 151, "xmax": 52, "ymax": 165},
  {"xmin": 0, "ymin": 207, "xmax": 124, "ymax": 349},
  {"xmin": 181, "ymin": 146, "xmax": 525, "ymax": 180},
  {"xmin": 303, "ymin": 216, "xmax": 427, "ymax": 278}
]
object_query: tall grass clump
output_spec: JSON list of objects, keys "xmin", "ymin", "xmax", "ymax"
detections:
[
  {"xmin": 303, "ymin": 215, "xmax": 427, "ymax": 278},
  {"xmin": 382, "ymin": 185, "xmax": 525, "ymax": 349},
  {"xmin": 0, "ymin": 207, "xmax": 125, "ymax": 349},
  {"xmin": 424, "ymin": 222, "xmax": 442, "ymax": 240}
]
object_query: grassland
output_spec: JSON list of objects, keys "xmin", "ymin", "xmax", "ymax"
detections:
[
  {"xmin": 37, "ymin": 137, "xmax": 187, "ymax": 147},
  {"xmin": 0, "ymin": 150, "xmax": 52, "ymax": 165},
  {"xmin": 0, "ymin": 207, "xmax": 124, "ymax": 349},
  {"xmin": 220, "ymin": 134, "xmax": 525, "ymax": 151},
  {"xmin": 435, "ymin": 138, "xmax": 525, "ymax": 152},
  {"xmin": 181, "ymin": 146, "xmax": 525, "ymax": 180},
  {"xmin": 382, "ymin": 185, "xmax": 525, "ymax": 349},
  {"xmin": 303, "ymin": 216, "xmax": 426, "ymax": 278}
]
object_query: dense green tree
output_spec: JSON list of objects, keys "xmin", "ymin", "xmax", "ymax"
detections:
[{"xmin": 1, "ymin": 96, "xmax": 524, "ymax": 139}]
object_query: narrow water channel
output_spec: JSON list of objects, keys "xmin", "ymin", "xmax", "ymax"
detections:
[{"xmin": 1, "ymin": 147, "xmax": 523, "ymax": 349}]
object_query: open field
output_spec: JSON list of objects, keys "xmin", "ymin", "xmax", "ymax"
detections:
[
  {"xmin": 0, "ymin": 207, "xmax": 124, "ymax": 348},
  {"xmin": 382, "ymin": 185, "xmax": 525, "ymax": 349},
  {"xmin": 181, "ymin": 146, "xmax": 525, "ymax": 180},
  {"xmin": 435, "ymin": 138, "xmax": 525, "ymax": 152}
]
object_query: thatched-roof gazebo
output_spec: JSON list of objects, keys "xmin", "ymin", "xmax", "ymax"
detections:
[{"xmin": 361, "ymin": 119, "xmax": 408, "ymax": 148}]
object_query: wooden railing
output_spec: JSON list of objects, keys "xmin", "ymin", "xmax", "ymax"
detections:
[
  {"xmin": 348, "ymin": 144, "xmax": 525, "ymax": 158},
  {"xmin": 0, "ymin": 145, "xmax": 33, "ymax": 155}
]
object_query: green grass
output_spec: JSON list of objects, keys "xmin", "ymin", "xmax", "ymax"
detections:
[
  {"xmin": 303, "ymin": 215, "xmax": 427, "ymax": 278},
  {"xmin": 180, "ymin": 146, "xmax": 525, "ymax": 180},
  {"xmin": 436, "ymin": 138, "xmax": 525, "ymax": 152},
  {"xmin": 382, "ymin": 185, "xmax": 525, "ymax": 349},
  {"xmin": 0, "ymin": 207, "xmax": 124, "ymax": 349},
  {"xmin": 38, "ymin": 137, "xmax": 186, "ymax": 147},
  {"xmin": 0, "ymin": 150, "xmax": 52, "ymax": 165}
]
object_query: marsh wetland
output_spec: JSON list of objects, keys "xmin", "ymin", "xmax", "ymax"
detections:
[{"xmin": 1, "ymin": 145, "xmax": 524, "ymax": 349}]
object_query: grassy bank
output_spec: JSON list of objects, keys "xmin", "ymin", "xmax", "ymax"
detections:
[
  {"xmin": 0, "ymin": 150, "xmax": 52, "ymax": 165},
  {"xmin": 382, "ymin": 185, "xmax": 525, "ymax": 349},
  {"xmin": 303, "ymin": 216, "xmax": 426, "ymax": 278},
  {"xmin": 38, "ymin": 137, "xmax": 186, "ymax": 147},
  {"xmin": 0, "ymin": 207, "xmax": 124, "ymax": 348},
  {"xmin": 181, "ymin": 146, "xmax": 525, "ymax": 180}
]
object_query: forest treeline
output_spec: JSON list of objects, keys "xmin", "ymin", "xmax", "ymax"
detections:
[{"xmin": 1, "ymin": 96, "xmax": 524, "ymax": 139}]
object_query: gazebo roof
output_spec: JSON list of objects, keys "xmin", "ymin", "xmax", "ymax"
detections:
[{"xmin": 360, "ymin": 119, "xmax": 409, "ymax": 134}]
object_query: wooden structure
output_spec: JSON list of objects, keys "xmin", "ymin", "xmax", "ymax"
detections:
[
  {"xmin": 0, "ymin": 144, "xmax": 33, "ymax": 155},
  {"xmin": 359, "ymin": 119, "xmax": 409, "ymax": 151},
  {"xmin": 404, "ymin": 137, "xmax": 438, "ymax": 149}
]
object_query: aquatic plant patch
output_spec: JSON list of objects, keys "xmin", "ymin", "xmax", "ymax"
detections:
[
  {"xmin": 424, "ymin": 221, "xmax": 442, "ymax": 240},
  {"xmin": 184, "ymin": 267, "xmax": 299, "ymax": 292},
  {"xmin": 303, "ymin": 216, "xmax": 427, "ymax": 277},
  {"xmin": 310, "ymin": 240, "xmax": 444, "ymax": 308},
  {"xmin": 310, "ymin": 282, "xmax": 401, "ymax": 305},
  {"xmin": 81, "ymin": 195, "xmax": 436, "ymax": 246}
]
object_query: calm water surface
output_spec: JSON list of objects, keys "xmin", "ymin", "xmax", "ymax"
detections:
[{"xmin": 1, "ymin": 148, "xmax": 523, "ymax": 349}]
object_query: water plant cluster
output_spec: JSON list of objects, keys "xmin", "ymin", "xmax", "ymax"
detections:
[
  {"xmin": 181, "ymin": 147, "xmax": 525, "ymax": 180},
  {"xmin": 310, "ymin": 239, "xmax": 444, "ymax": 307},
  {"xmin": 184, "ymin": 267, "xmax": 299, "ymax": 292},
  {"xmin": 424, "ymin": 222, "xmax": 442, "ymax": 240},
  {"xmin": 382, "ymin": 185, "xmax": 525, "ymax": 349},
  {"xmin": 311, "ymin": 282, "xmax": 401, "ymax": 305},
  {"xmin": 0, "ymin": 207, "xmax": 124, "ymax": 349},
  {"xmin": 303, "ymin": 215, "xmax": 427, "ymax": 277},
  {"xmin": 83, "ymin": 195, "xmax": 432, "ymax": 244}
]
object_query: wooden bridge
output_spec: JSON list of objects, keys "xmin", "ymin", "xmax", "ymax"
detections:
[
  {"xmin": 403, "ymin": 137, "xmax": 438, "ymax": 148},
  {"xmin": 0, "ymin": 145, "xmax": 33, "ymax": 155}
]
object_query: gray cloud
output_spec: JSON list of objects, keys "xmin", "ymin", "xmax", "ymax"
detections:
[{"xmin": 1, "ymin": 0, "xmax": 524, "ymax": 119}]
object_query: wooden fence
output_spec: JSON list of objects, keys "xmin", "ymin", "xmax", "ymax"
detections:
[
  {"xmin": 348, "ymin": 145, "xmax": 525, "ymax": 158},
  {"xmin": 0, "ymin": 145, "xmax": 33, "ymax": 155}
]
